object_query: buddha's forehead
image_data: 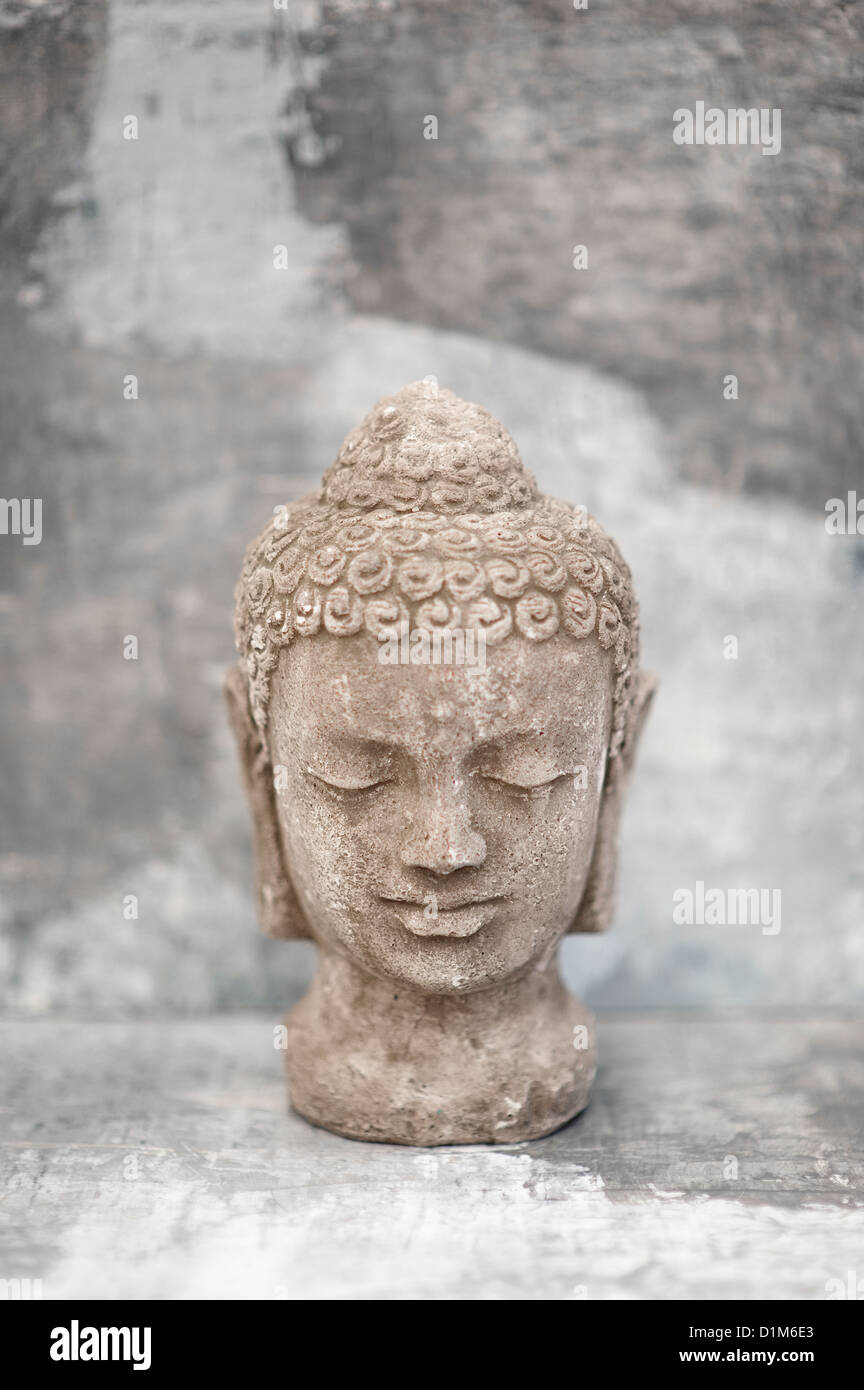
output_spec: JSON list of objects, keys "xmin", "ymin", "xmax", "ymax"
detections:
[{"xmin": 269, "ymin": 632, "xmax": 612, "ymax": 754}]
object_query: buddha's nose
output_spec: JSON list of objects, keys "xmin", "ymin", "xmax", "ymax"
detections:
[{"xmin": 400, "ymin": 782, "xmax": 487, "ymax": 874}]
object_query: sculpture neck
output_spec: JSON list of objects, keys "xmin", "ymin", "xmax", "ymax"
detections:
[
  {"xmin": 316, "ymin": 945, "xmax": 558, "ymax": 1022},
  {"xmin": 281, "ymin": 946, "xmax": 597, "ymax": 1145}
]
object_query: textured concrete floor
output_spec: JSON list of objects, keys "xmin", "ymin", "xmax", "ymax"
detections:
[{"xmin": 1, "ymin": 1013, "xmax": 861, "ymax": 1300}]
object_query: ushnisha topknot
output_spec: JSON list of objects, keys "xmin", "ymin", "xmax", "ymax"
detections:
[{"xmin": 234, "ymin": 379, "xmax": 641, "ymax": 756}]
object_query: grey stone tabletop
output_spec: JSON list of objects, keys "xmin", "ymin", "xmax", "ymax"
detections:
[{"xmin": 2, "ymin": 1012, "xmax": 861, "ymax": 1301}]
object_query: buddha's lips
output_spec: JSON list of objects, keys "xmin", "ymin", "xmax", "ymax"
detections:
[{"xmin": 380, "ymin": 895, "xmax": 503, "ymax": 938}]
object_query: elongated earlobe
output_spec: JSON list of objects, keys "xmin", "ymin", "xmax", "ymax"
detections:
[
  {"xmin": 224, "ymin": 663, "xmax": 312, "ymax": 939},
  {"xmin": 570, "ymin": 669, "xmax": 656, "ymax": 934}
]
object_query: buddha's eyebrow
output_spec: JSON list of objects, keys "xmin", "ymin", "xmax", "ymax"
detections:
[
  {"xmin": 473, "ymin": 728, "xmax": 560, "ymax": 754},
  {"xmin": 303, "ymin": 733, "xmax": 397, "ymax": 761}
]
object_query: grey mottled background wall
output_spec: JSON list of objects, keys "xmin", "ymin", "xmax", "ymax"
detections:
[{"xmin": 1, "ymin": 0, "xmax": 861, "ymax": 1016}]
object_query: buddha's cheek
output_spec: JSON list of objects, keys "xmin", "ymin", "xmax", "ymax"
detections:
[
  {"xmin": 277, "ymin": 786, "xmax": 398, "ymax": 942},
  {"xmin": 487, "ymin": 793, "xmax": 600, "ymax": 940}
]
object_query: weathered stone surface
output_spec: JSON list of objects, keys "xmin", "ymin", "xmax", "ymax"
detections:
[
  {"xmin": 227, "ymin": 380, "xmax": 653, "ymax": 1143},
  {"xmin": 1, "ymin": 1014, "xmax": 861, "ymax": 1299}
]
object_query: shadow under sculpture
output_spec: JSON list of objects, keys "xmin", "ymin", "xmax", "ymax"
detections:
[{"xmin": 227, "ymin": 380, "xmax": 654, "ymax": 1145}]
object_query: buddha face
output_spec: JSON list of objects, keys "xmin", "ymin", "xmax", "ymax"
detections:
[{"xmin": 267, "ymin": 631, "xmax": 614, "ymax": 995}]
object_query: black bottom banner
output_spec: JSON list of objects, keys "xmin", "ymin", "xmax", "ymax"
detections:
[{"xmin": 2, "ymin": 1299, "xmax": 858, "ymax": 1374}]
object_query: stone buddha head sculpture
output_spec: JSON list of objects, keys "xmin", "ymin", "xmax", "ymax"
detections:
[{"xmin": 227, "ymin": 379, "xmax": 654, "ymax": 1145}]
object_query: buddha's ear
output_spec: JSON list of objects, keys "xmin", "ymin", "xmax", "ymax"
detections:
[
  {"xmin": 223, "ymin": 662, "xmax": 312, "ymax": 940},
  {"xmin": 569, "ymin": 669, "xmax": 657, "ymax": 935}
]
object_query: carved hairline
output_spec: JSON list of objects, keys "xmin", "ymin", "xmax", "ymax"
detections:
[
  {"xmin": 233, "ymin": 381, "xmax": 641, "ymax": 761},
  {"xmin": 234, "ymin": 502, "xmax": 640, "ymax": 761}
]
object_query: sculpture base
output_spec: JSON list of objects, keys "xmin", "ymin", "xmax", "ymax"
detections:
[{"xmin": 281, "ymin": 950, "xmax": 597, "ymax": 1147}]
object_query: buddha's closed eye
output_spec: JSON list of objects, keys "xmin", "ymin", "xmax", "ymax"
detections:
[
  {"xmin": 304, "ymin": 757, "xmax": 581, "ymax": 800},
  {"xmin": 476, "ymin": 770, "xmax": 575, "ymax": 799},
  {"xmin": 305, "ymin": 767, "xmax": 394, "ymax": 796}
]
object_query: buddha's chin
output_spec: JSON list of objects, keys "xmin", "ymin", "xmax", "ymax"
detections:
[{"xmin": 325, "ymin": 911, "xmax": 552, "ymax": 997}]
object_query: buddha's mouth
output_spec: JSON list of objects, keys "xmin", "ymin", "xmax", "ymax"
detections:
[{"xmin": 380, "ymin": 895, "xmax": 504, "ymax": 939}]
